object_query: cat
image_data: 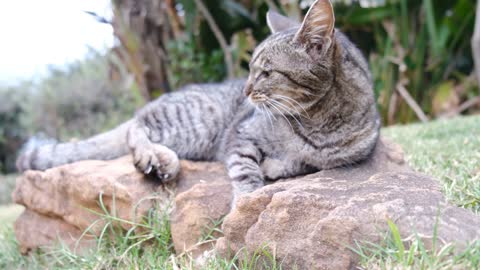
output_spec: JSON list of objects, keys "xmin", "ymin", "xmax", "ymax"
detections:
[{"xmin": 16, "ymin": 0, "xmax": 380, "ymax": 206}]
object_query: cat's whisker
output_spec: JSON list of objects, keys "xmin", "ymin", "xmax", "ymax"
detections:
[
  {"xmin": 266, "ymin": 100, "xmax": 295, "ymax": 132},
  {"xmin": 268, "ymin": 99, "xmax": 304, "ymax": 129},
  {"xmin": 264, "ymin": 104, "xmax": 277, "ymax": 121},
  {"xmin": 270, "ymin": 97, "xmax": 307, "ymax": 120},
  {"xmin": 265, "ymin": 103, "xmax": 279, "ymax": 131},
  {"xmin": 272, "ymin": 94, "xmax": 310, "ymax": 119},
  {"xmin": 262, "ymin": 104, "xmax": 275, "ymax": 131}
]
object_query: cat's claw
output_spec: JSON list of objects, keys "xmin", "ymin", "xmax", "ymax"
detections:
[
  {"xmin": 144, "ymin": 165, "xmax": 153, "ymax": 174},
  {"xmin": 131, "ymin": 143, "xmax": 180, "ymax": 183}
]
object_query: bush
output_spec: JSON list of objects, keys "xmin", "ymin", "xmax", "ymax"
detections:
[
  {"xmin": 0, "ymin": 87, "xmax": 29, "ymax": 172},
  {"xmin": 22, "ymin": 52, "xmax": 141, "ymax": 141},
  {"xmin": 113, "ymin": 0, "xmax": 479, "ymax": 124},
  {"xmin": 0, "ymin": 52, "xmax": 141, "ymax": 173},
  {"xmin": 335, "ymin": 0, "xmax": 478, "ymax": 124}
]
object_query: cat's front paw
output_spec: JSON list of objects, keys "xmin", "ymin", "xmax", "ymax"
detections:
[
  {"xmin": 260, "ymin": 158, "xmax": 286, "ymax": 180},
  {"xmin": 230, "ymin": 179, "xmax": 264, "ymax": 210},
  {"xmin": 132, "ymin": 143, "xmax": 180, "ymax": 183}
]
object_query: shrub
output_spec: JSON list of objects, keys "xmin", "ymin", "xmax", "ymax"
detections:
[
  {"xmin": 0, "ymin": 52, "xmax": 141, "ymax": 173},
  {"xmin": 21, "ymin": 52, "xmax": 141, "ymax": 141},
  {"xmin": 0, "ymin": 87, "xmax": 29, "ymax": 173}
]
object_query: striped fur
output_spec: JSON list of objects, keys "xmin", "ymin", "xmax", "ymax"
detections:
[{"xmin": 17, "ymin": 0, "xmax": 380, "ymax": 207}]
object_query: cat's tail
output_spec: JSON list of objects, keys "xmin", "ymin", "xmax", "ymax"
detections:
[{"xmin": 16, "ymin": 120, "xmax": 133, "ymax": 172}]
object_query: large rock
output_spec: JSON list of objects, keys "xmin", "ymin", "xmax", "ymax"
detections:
[
  {"xmin": 170, "ymin": 161, "xmax": 232, "ymax": 257},
  {"xmin": 12, "ymin": 157, "xmax": 231, "ymax": 254},
  {"xmin": 14, "ymin": 209, "xmax": 95, "ymax": 254},
  {"xmin": 215, "ymin": 140, "xmax": 480, "ymax": 269},
  {"xmin": 14, "ymin": 157, "xmax": 170, "ymax": 234}
]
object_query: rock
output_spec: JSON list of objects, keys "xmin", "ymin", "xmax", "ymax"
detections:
[
  {"xmin": 13, "ymin": 157, "xmax": 171, "ymax": 237},
  {"xmin": 12, "ymin": 156, "xmax": 232, "ymax": 256},
  {"xmin": 13, "ymin": 156, "xmax": 172, "ymax": 254},
  {"xmin": 170, "ymin": 137, "xmax": 410, "ymax": 258},
  {"xmin": 216, "ymin": 140, "xmax": 480, "ymax": 269},
  {"xmin": 14, "ymin": 210, "xmax": 95, "ymax": 254},
  {"xmin": 171, "ymin": 181, "xmax": 231, "ymax": 257},
  {"xmin": 170, "ymin": 161, "xmax": 232, "ymax": 257}
]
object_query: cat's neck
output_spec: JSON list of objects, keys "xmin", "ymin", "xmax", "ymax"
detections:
[{"xmin": 296, "ymin": 82, "xmax": 365, "ymax": 132}]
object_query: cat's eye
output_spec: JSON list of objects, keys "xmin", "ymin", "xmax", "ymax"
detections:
[
  {"xmin": 254, "ymin": 70, "xmax": 271, "ymax": 82},
  {"xmin": 260, "ymin": 70, "xmax": 270, "ymax": 78}
]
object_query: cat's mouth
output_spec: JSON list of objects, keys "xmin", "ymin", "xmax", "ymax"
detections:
[{"xmin": 249, "ymin": 93, "xmax": 268, "ymax": 105}]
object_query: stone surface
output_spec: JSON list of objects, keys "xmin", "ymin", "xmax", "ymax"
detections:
[
  {"xmin": 13, "ymin": 157, "xmax": 229, "ymax": 253},
  {"xmin": 215, "ymin": 139, "xmax": 480, "ymax": 269},
  {"xmin": 13, "ymin": 157, "xmax": 171, "ymax": 236},
  {"xmin": 14, "ymin": 209, "xmax": 95, "ymax": 254},
  {"xmin": 170, "ymin": 161, "xmax": 232, "ymax": 257}
]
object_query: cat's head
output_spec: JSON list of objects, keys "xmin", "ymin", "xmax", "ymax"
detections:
[{"xmin": 245, "ymin": 0, "xmax": 366, "ymax": 116}]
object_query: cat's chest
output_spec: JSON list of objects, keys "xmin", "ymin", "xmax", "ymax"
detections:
[{"xmin": 242, "ymin": 115, "xmax": 311, "ymax": 158}]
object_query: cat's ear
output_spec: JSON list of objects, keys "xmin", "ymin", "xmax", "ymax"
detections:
[
  {"xmin": 294, "ymin": 0, "xmax": 335, "ymax": 49},
  {"xmin": 266, "ymin": 11, "xmax": 299, "ymax": 33}
]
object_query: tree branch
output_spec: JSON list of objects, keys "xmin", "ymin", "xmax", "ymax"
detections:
[
  {"xmin": 445, "ymin": 96, "xmax": 480, "ymax": 117},
  {"xmin": 473, "ymin": 0, "xmax": 480, "ymax": 92},
  {"xmin": 193, "ymin": 0, "xmax": 235, "ymax": 79},
  {"xmin": 396, "ymin": 83, "xmax": 429, "ymax": 123}
]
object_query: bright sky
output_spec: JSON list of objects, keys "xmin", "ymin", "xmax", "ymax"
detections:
[{"xmin": 0, "ymin": 0, "xmax": 113, "ymax": 86}]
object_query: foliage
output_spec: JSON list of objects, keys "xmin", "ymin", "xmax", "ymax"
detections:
[
  {"xmin": 167, "ymin": 37, "xmax": 226, "ymax": 89},
  {"xmin": 21, "ymin": 51, "xmax": 141, "ymax": 141},
  {"xmin": 0, "ymin": 52, "xmax": 140, "ymax": 173},
  {"xmin": 335, "ymin": 0, "xmax": 478, "ymax": 124},
  {"xmin": 0, "ymin": 174, "xmax": 17, "ymax": 205},
  {"xmin": 0, "ymin": 87, "xmax": 30, "ymax": 172},
  {"xmin": 116, "ymin": 0, "xmax": 479, "ymax": 123}
]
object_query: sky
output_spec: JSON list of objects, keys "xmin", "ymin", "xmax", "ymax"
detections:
[{"xmin": 0, "ymin": 0, "xmax": 113, "ymax": 86}]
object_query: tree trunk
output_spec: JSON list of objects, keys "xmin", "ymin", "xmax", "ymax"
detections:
[{"xmin": 111, "ymin": 0, "xmax": 182, "ymax": 101}]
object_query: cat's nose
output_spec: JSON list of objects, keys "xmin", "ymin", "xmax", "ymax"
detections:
[{"xmin": 244, "ymin": 84, "xmax": 253, "ymax": 96}]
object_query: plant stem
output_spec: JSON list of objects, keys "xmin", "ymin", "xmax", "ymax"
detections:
[
  {"xmin": 396, "ymin": 84, "xmax": 429, "ymax": 123},
  {"xmin": 473, "ymin": 0, "xmax": 480, "ymax": 92},
  {"xmin": 193, "ymin": 0, "xmax": 235, "ymax": 79}
]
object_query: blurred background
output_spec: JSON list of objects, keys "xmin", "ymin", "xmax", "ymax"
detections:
[{"xmin": 0, "ymin": 0, "xmax": 479, "ymax": 174}]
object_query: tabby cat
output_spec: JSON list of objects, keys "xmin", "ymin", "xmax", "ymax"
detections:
[{"xmin": 17, "ymin": 0, "xmax": 380, "ymax": 206}]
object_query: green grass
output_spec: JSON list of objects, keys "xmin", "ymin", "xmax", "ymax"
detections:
[
  {"xmin": 352, "ymin": 218, "xmax": 480, "ymax": 269},
  {"xmin": 383, "ymin": 115, "xmax": 480, "ymax": 212},
  {"xmin": 0, "ymin": 198, "xmax": 281, "ymax": 269},
  {"xmin": 0, "ymin": 115, "xmax": 479, "ymax": 269},
  {"xmin": 0, "ymin": 204, "xmax": 23, "ymax": 228},
  {"xmin": 0, "ymin": 174, "xmax": 17, "ymax": 205},
  {"xmin": 358, "ymin": 115, "xmax": 480, "ymax": 269}
]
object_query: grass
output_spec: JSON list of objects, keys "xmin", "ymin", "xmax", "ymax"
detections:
[
  {"xmin": 0, "ymin": 174, "xmax": 17, "ymax": 205},
  {"xmin": 0, "ymin": 197, "xmax": 281, "ymax": 270},
  {"xmin": 383, "ymin": 115, "xmax": 480, "ymax": 212},
  {"xmin": 0, "ymin": 204, "xmax": 23, "ymax": 228},
  {"xmin": 0, "ymin": 115, "xmax": 479, "ymax": 269},
  {"xmin": 352, "ymin": 218, "xmax": 480, "ymax": 269}
]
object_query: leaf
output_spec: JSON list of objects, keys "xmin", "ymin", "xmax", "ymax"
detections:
[
  {"xmin": 432, "ymin": 81, "xmax": 460, "ymax": 116},
  {"xmin": 338, "ymin": 6, "xmax": 393, "ymax": 25},
  {"xmin": 387, "ymin": 218, "xmax": 405, "ymax": 261}
]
